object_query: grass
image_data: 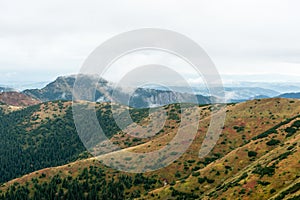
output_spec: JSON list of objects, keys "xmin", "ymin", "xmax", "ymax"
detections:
[{"xmin": 2, "ymin": 98, "xmax": 300, "ymax": 200}]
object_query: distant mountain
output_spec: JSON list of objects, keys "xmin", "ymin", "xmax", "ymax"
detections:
[
  {"xmin": 252, "ymin": 94, "xmax": 270, "ymax": 99},
  {"xmin": 0, "ymin": 86, "xmax": 15, "ymax": 93},
  {"xmin": 127, "ymin": 87, "xmax": 213, "ymax": 108},
  {"xmin": 23, "ymin": 75, "xmax": 109, "ymax": 102},
  {"xmin": 149, "ymin": 86, "xmax": 279, "ymax": 103},
  {"xmin": 278, "ymin": 92, "xmax": 300, "ymax": 99},
  {"xmin": 28, "ymin": 75, "xmax": 300, "ymax": 106},
  {"xmin": 223, "ymin": 87, "xmax": 278, "ymax": 102},
  {"xmin": 8, "ymin": 81, "xmax": 49, "ymax": 91},
  {"xmin": 209, "ymin": 80, "xmax": 300, "ymax": 94},
  {"xmin": 229, "ymin": 94, "xmax": 271, "ymax": 103},
  {"xmin": 0, "ymin": 91, "xmax": 41, "ymax": 107},
  {"xmin": 23, "ymin": 75, "xmax": 213, "ymax": 107},
  {"xmin": 221, "ymin": 74, "xmax": 300, "ymax": 88}
]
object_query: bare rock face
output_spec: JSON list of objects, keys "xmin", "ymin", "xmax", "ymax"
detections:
[
  {"xmin": 129, "ymin": 88, "xmax": 212, "ymax": 108},
  {"xmin": 23, "ymin": 75, "xmax": 111, "ymax": 102}
]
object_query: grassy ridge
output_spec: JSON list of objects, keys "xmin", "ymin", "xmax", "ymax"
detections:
[{"xmin": 0, "ymin": 98, "xmax": 300, "ymax": 200}]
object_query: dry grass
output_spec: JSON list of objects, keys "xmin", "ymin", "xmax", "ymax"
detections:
[{"xmin": 2, "ymin": 98, "xmax": 300, "ymax": 200}]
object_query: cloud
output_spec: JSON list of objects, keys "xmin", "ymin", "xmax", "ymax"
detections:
[{"xmin": 0, "ymin": 0, "xmax": 300, "ymax": 83}]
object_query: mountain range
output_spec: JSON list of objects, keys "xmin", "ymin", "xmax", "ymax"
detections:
[
  {"xmin": 0, "ymin": 74, "xmax": 300, "ymax": 199},
  {"xmin": 22, "ymin": 75, "xmax": 213, "ymax": 108},
  {"xmin": 1, "ymin": 74, "xmax": 299, "ymax": 107}
]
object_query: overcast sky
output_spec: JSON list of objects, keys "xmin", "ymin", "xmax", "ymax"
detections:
[{"xmin": 0, "ymin": 0, "xmax": 300, "ymax": 84}]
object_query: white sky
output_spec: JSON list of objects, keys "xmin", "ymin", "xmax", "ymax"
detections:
[{"xmin": 0, "ymin": 0, "xmax": 300, "ymax": 83}]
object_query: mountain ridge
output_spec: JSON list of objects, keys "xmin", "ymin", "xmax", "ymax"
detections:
[
  {"xmin": 23, "ymin": 75, "xmax": 213, "ymax": 107},
  {"xmin": 22, "ymin": 75, "xmax": 300, "ymax": 106},
  {"xmin": 0, "ymin": 98, "xmax": 300, "ymax": 199},
  {"xmin": 278, "ymin": 92, "xmax": 300, "ymax": 99}
]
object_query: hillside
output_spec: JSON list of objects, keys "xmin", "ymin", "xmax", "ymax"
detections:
[
  {"xmin": 0, "ymin": 100, "xmax": 162, "ymax": 184},
  {"xmin": 0, "ymin": 92, "xmax": 41, "ymax": 107},
  {"xmin": 0, "ymin": 98, "xmax": 299, "ymax": 199},
  {"xmin": 0, "ymin": 101, "xmax": 86, "ymax": 184}
]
